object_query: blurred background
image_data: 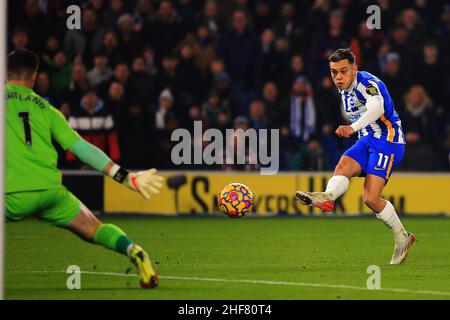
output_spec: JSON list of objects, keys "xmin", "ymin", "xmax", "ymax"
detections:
[{"xmin": 7, "ymin": 0, "xmax": 450, "ymax": 173}]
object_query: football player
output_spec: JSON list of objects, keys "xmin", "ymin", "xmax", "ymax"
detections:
[
  {"xmin": 5, "ymin": 49, "xmax": 163, "ymax": 288},
  {"xmin": 296, "ymin": 48, "xmax": 415, "ymax": 265}
]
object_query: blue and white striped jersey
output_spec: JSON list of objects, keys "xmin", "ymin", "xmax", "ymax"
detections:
[{"xmin": 340, "ymin": 71, "xmax": 405, "ymax": 144}]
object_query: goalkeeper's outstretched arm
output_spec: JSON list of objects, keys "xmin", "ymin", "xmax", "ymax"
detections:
[{"xmin": 69, "ymin": 140, "xmax": 164, "ymax": 200}]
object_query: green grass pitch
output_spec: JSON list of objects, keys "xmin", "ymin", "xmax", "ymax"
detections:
[{"xmin": 5, "ymin": 216, "xmax": 450, "ymax": 300}]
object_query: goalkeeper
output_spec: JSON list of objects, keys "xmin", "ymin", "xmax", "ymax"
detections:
[{"xmin": 5, "ymin": 49, "xmax": 163, "ymax": 288}]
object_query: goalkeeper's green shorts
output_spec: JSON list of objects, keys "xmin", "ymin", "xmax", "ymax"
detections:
[{"xmin": 6, "ymin": 187, "xmax": 81, "ymax": 226}]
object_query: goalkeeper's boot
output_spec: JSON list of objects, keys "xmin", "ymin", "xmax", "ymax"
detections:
[
  {"xmin": 129, "ymin": 244, "xmax": 159, "ymax": 288},
  {"xmin": 295, "ymin": 191, "xmax": 334, "ymax": 212},
  {"xmin": 390, "ymin": 232, "xmax": 416, "ymax": 265}
]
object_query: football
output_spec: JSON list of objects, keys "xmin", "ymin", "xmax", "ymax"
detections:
[{"xmin": 218, "ymin": 183, "xmax": 254, "ymax": 218}]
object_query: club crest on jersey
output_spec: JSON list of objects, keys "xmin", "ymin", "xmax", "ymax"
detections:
[
  {"xmin": 366, "ymin": 85, "xmax": 379, "ymax": 96},
  {"xmin": 348, "ymin": 97, "xmax": 355, "ymax": 107}
]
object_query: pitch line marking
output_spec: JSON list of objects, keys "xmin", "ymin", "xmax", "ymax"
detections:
[{"xmin": 6, "ymin": 270, "xmax": 450, "ymax": 297}]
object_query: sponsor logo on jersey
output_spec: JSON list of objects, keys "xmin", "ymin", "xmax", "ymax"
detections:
[{"xmin": 366, "ymin": 85, "xmax": 379, "ymax": 96}]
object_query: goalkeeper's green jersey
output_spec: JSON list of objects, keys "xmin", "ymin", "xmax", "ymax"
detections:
[{"xmin": 6, "ymin": 83, "xmax": 82, "ymax": 193}]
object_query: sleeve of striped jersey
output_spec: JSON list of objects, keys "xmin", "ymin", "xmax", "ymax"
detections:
[
  {"xmin": 48, "ymin": 105, "xmax": 82, "ymax": 150},
  {"xmin": 350, "ymin": 95, "xmax": 384, "ymax": 132}
]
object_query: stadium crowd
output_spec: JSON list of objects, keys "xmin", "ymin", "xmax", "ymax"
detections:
[{"xmin": 8, "ymin": 0, "xmax": 450, "ymax": 171}]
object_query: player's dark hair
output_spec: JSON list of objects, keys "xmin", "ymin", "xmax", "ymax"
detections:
[
  {"xmin": 7, "ymin": 48, "xmax": 39, "ymax": 80},
  {"xmin": 328, "ymin": 48, "xmax": 356, "ymax": 65}
]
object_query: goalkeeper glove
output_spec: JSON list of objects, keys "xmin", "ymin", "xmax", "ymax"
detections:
[{"xmin": 109, "ymin": 165, "xmax": 164, "ymax": 200}]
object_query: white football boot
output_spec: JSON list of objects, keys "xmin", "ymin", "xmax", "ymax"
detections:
[
  {"xmin": 390, "ymin": 232, "xmax": 416, "ymax": 265},
  {"xmin": 295, "ymin": 191, "xmax": 334, "ymax": 212}
]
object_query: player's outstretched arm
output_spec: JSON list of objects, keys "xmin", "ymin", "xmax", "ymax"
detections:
[
  {"xmin": 48, "ymin": 104, "xmax": 164, "ymax": 200},
  {"xmin": 69, "ymin": 140, "xmax": 164, "ymax": 200},
  {"xmin": 336, "ymin": 95, "xmax": 384, "ymax": 138},
  {"xmin": 349, "ymin": 95, "xmax": 384, "ymax": 133}
]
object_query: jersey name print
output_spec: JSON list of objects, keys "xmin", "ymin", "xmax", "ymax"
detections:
[
  {"xmin": 6, "ymin": 91, "xmax": 46, "ymax": 108},
  {"xmin": 6, "ymin": 84, "xmax": 81, "ymax": 193}
]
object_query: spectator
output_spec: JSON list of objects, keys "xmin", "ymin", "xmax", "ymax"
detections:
[
  {"xmin": 295, "ymin": 135, "xmax": 330, "ymax": 171},
  {"xmin": 59, "ymin": 63, "xmax": 91, "ymax": 109},
  {"xmin": 220, "ymin": 9, "xmax": 262, "ymax": 116},
  {"xmin": 336, "ymin": 0, "xmax": 364, "ymax": 37},
  {"xmin": 261, "ymin": 81, "xmax": 287, "ymax": 129},
  {"xmin": 177, "ymin": 42, "xmax": 205, "ymax": 107},
  {"xmin": 35, "ymin": 71, "xmax": 52, "ymax": 103},
  {"xmin": 378, "ymin": 0, "xmax": 396, "ymax": 29},
  {"xmin": 41, "ymin": 35, "xmax": 60, "ymax": 64},
  {"xmin": 400, "ymin": 85, "xmax": 437, "ymax": 146},
  {"xmin": 100, "ymin": 31, "xmax": 121, "ymax": 67},
  {"xmin": 116, "ymin": 13, "xmax": 144, "ymax": 64},
  {"xmin": 185, "ymin": 23, "xmax": 218, "ymax": 74},
  {"xmin": 64, "ymin": 7, "xmax": 105, "ymax": 67},
  {"xmin": 212, "ymin": 70, "xmax": 231, "ymax": 106},
  {"xmin": 59, "ymin": 102, "xmax": 72, "ymax": 119},
  {"xmin": 142, "ymin": 46, "xmax": 159, "ymax": 76},
  {"xmin": 320, "ymin": 123, "xmax": 342, "ymax": 169},
  {"xmin": 279, "ymin": 54, "xmax": 305, "ymax": 97},
  {"xmin": 67, "ymin": 88, "xmax": 121, "ymax": 167},
  {"xmin": 87, "ymin": 51, "xmax": 113, "ymax": 87},
  {"xmin": 349, "ymin": 21, "xmax": 383, "ymax": 74},
  {"xmin": 10, "ymin": 27, "xmax": 29, "ymax": 51},
  {"xmin": 120, "ymin": 103, "xmax": 155, "ymax": 169},
  {"xmin": 386, "ymin": 24, "xmax": 418, "ymax": 73},
  {"xmin": 154, "ymin": 88, "xmax": 178, "ymax": 169},
  {"xmin": 102, "ymin": 0, "xmax": 125, "ymax": 27},
  {"xmin": 104, "ymin": 81, "xmax": 127, "ymax": 129},
  {"xmin": 415, "ymin": 40, "xmax": 446, "ymax": 106},
  {"xmin": 177, "ymin": 0, "xmax": 198, "ymax": 31},
  {"xmin": 398, "ymin": 131, "xmax": 440, "ymax": 171},
  {"xmin": 199, "ymin": 0, "xmax": 223, "ymax": 39},
  {"xmin": 304, "ymin": 0, "xmax": 332, "ymax": 39},
  {"xmin": 99, "ymin": 62, "xmax": 132, "ymax": 100},
  {"xmin": 17, "ymin": 0, "xmax": 49, "ymax": 53},
  {"xmin": 380, "ymin": 52, "xmax": 409, "ymax": 109},
  {"xmin": 252, "ymin": 0, "xmax": 275, "ymax": 33},
  {"xmin": 85, "ymin": 0, "xmax": 105, "ymax": 16},
  {"xmin": 273, "ymin": 2, "xmax": 305, "ymax": 53},
  {"xmin": 182, "ymin": 104, "xmax": 205, "ymax": 133},
  {"xmin": 248, "ymin": 99, "xmax": 268, "ymax": 130},
  {"xmin": 308, "ymin": 9, "xmax": 350, "ymax": 81},
  {"xmin": 288, "ymin": 76, "xmax": 316, "ymax": 143},
  {"xmin": 434, "ymin": 3, "xmax": 450, "ymax": 59},
  {"xmin": 129, "ymin": 56, "xmax": 155, "ymax": 105},
  {"xmin": 223, "ymin": 116, "xmax": 260, "ymax": 172},
  {"xmin": 314, "ymin": 76, "xmax": 342, "ymax": 128},
  {"xmin": 216, "ymin": 110, "xmax": 232, "ymax": 134},
  {"xmin": 398, "ymin": 8, "xmax": 426, "ymax": 48},
  {"xmin": 47, "ymin": 50, "xmax": 72, "ymax": 98},
  {"xmin": 202, "ymin": 90, "xmax": 229, "ymax": 128},
  {"xmin": 155, "ymin": 54, "xmax": 183, "ymax": 108},
  {"xmin": 155, "ymin": 88, "xmax": 177, "ymax": 131},
  {"xmin": 133, "ymin": 0, "xmax": 154, "ymax": 27},
  {"xmin": 281, "ymin": 76, "xmax": 316, "ymax": 170},
  {"xmin": 145, "ymin": 0, "xmax": 185, "ymax": 58},
  {"xmin": 260, "ymin": 28, "xmax": 284, "ymax": 84}
]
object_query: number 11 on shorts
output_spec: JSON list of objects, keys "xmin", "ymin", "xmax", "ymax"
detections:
[{"xmin": 376, "ymin": 153, "xmax": 389, "ymax": 170}]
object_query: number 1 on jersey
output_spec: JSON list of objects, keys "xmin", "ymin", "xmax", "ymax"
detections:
[{"xmin": 18, "ymin": 112, "xmax": 32, "ymax": 146}]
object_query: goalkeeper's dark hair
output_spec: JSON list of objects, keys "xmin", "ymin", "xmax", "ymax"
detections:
[
  {"xmin": 7, "ymin": 48, "xmax": 39, "ymax": 80},
  {"xmin": 328, "ymin": 48, "xmax": 356, "ymax": 65}
]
